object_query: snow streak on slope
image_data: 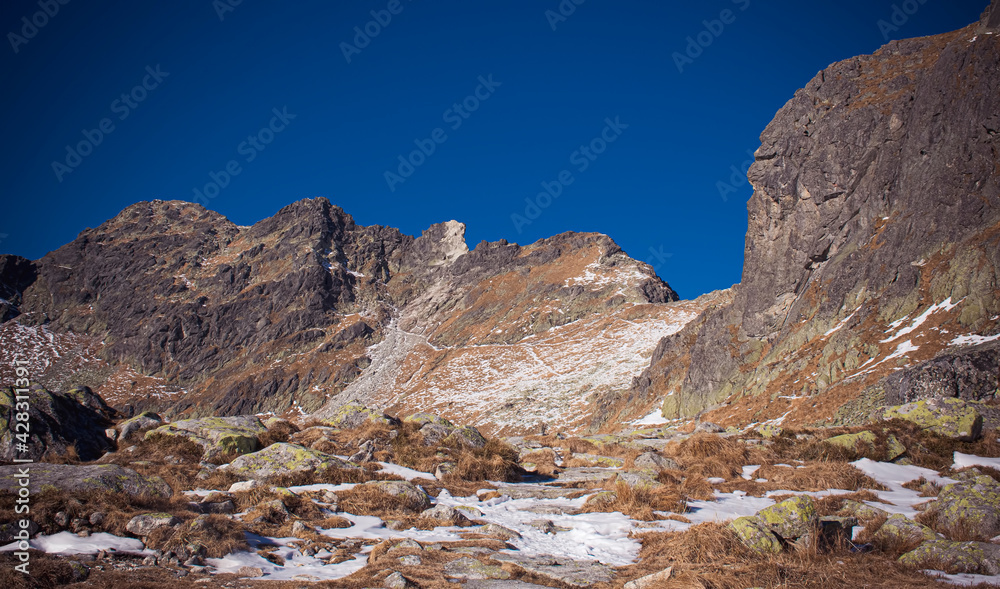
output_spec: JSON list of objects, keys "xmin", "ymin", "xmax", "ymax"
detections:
[{"xmin": 363, "ymin": 301, "xmax": 703, "ymax": 435}]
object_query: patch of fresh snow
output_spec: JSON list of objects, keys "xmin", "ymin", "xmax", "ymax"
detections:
[
  {"xmin": 377, "ymin": 462, "xmax": 435, "ymax": 481},
  {"xmin": 950, "ymin": 333, "xmax": 1000, "ymax": 347},
  {"xmin": 0, "ymin": 532, "xmax": 146, "ymax": 555},
  {"xmin": 435, "ymin": 490, "xmax": 639, "ymax": 566},
  {"xmin": 631, "ymin": 407, "xmax": 668, "ymax": 426},
  {"xmin": 824, "ymin": 310, "xmax": 858, "ymax": 337},
  {"xmin": 851, "ymin": 459, "xmax": 957, "ymax": 517},
  {"xmin": 954, "ymin": 452, "xmax": 1000, "ymax": 471},
  {"xmin": 859, "ymin": 340, "xmax": 919, "ymax": 373},
  {"xmin": 882, "ymin": 298, "xmax": 961, "ymax": 343},
  {"xmin": 741, "ymin": 465, "xmax": 761, "ymax": 480}
]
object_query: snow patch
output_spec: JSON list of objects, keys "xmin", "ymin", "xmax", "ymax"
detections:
[
  {"xmin": 950, "ymin": 333, "xmax": 1000, "ymax": 347},
  {"xmin": 882, "ymin": 298, "xmax": 961, "ymax": 343},
  {"xmin": 630, "ymin": 407, "xmax": 669, "ymax": 426}
]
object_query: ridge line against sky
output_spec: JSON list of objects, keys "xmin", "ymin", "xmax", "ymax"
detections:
[{"xmin": 0, "ymin": 0, "xmax": 988, "ymax": 298}]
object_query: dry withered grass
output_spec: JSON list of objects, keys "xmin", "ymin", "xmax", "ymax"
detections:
[
  {"xmin": 337, "ymin": 483, "xmax": 427, "ymax": 516},
  {"xmin": 665, "ymin": 434, "xmax": 773, "ymax": 480},
  {"xmin": 257, "ymin": 419, "xmax": 300, "ymax": 448},
  {"xmin": 144, "ymin": 513, "xmax": 248, "ymax": 558},
  {"xmin": 620, "ymin": 523, "xmax": 954, "ymax": 589},
  {"xmin": 582, "ymin": 481, "xmax": 686, "ymax": 521},
  {"xmin": 0, "ymin": 487, "xmax": 195, "ymax": 538}
]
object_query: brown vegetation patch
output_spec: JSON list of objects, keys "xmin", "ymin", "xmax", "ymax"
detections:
[{"xmin": 582, "ymin": 482, "xmax": 686, "ymax": 521}]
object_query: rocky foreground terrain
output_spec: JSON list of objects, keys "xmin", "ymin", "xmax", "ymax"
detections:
[
  {"xmin": 1, "ymin": 389, "xmax": 1000, "ymax": 588},
  {"xmin": 2, "ymin": 4, "xmax": 1000, "ymax": 589}
]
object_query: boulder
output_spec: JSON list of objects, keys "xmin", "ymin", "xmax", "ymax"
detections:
[
  {"xmin": 479, "ymin": 523, "xmax": 522, "ymax": 541},
  {"xmin": 370, "ymin": 480, "xmax": 432, "ymax": 512},
  {"xmin": 923, "ymin": 475, "xmax": 1000, "ymax": 540},
  {"xmin": 881, "ymin": 398, "xmax": 984, "ymax": 441},
  {"xmin": 117, "ymin": 412, "xmax": 163, "ymax": 442},
  {"xmin": 873, "ymin": 514, "xmax": 939, "ymax": 546},
  {"xmin": 222, "ymin": 443, "xmax": 355, "ymax": 481},
  {"xmin": 146, "ymin": 416, "xmax": 266, "ymax": 461},
  {"xmin": 420, "ymin": 504, "xmax": 472, "ymax": 525},
  {"xmin": 729, "ymin": 516, "xmax": 783, "ymax": 554},
  {"xmin": 633, "ymin": 452, "xmax": 679, "ymax": 472},
  {"xmin": 0, "ymin": 463, "xmax": 171, "ymax": 497},
  {"xmin": 443, "ymin": 556, "xmax": 511, "ymax": 580},
  {"xmin": 126, "ymin": 513, "xmax": 180, "ymax": 537},
  {"xmin": 0, "ymin": 385, "xmax": 116, "ymax": 462},
  {"xmin": 899, "ymin": 539, "xmax": 1000, "ymax": 575},
  {"xmin": 321, "ymin": 401, "xmax": 399, "ymax": 429},
  {"xmin": 755, "ymin": 424, "xmax": 783, "ymax": 438},
  {"xmin": 420, "ymin": 422, "xmax": 487, "ymax": 449},
  {"xmin": 755, "ymin": 496, "xmax": 818, "ymax": 540},
  {"xmin": 839, "ymin": 499, "xmax": 889, "ymax": 521},
  {"xmin": 615, "ymin": 471, "xmax": 658, "ymax": 489}
]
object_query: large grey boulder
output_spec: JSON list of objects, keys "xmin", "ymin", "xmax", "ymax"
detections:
[
  {"xmin": 369, "ymin": 480, "xmax": 432, "ymax": 512},
  {"xmin": 125, "ymin": 513, "xmax": 180, "ymax": 537},
  {"xmin": 0, "ymin": 385, "xmax": 116, "ymax": 462},
  {"xmin": 880, "ymin": 398, "xmax": 984, "ymax": 441},
  {"xmin": 923, "ymin": 475, "xmax": 1000, "ymax": 540},
  {"xmin": 0, "ymin": 463, "xmax": 171, "ymax": 497},
  {"xmin": 755, "ymin": 496, "xmax": 819, "ymax": 541},
  {"xmin": 899, "ymin": 539, "xmax": 1000, "ymax": 575},
  {"xmin": 222, "ymin": 443, "xmax": 356, "ymax": 481},
  {"xmin": 117, "ymin": 411, "xmax": 163, "ymax": 442},
  {"xmin": 319, "ymin": 401, "xmax": 399, "ymax": 429},
  {"xmin": 146, "ymin": 415, "xmax": 266, "ymax": 461},
  {"xmin": 633, "ymin": 452, "xmax": 679, "ymax": 472}
]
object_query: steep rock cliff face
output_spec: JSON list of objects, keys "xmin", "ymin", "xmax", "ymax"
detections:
[
  {"xmin": 613, "ymin": 16, "xmax": 1000, "ymax": 430},
  {"xmin": 0, "ymin": 198, "xmax": 692, "ymax": 434}
]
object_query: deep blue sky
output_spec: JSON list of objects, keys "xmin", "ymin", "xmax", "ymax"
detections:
[{"xmin": 0, "ymin": 0, "xmax": 988, "ymax": 298}]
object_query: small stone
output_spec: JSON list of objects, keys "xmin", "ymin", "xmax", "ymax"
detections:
[
  {"xmin": 624, "ymin": 566, "xmax": 674, "ymax": 589},
  {"xmin": 54, "ymin": 512, "xmax": 70, "ymax": 528},
  {"xmin": 695, "ymin": 422, "xmax": 724, "ymax": 433},
  {"xmin": 126, "ymin": 513, "xmax": 180, "ymax": 537},
  {"xmin": 237, "ymin": 565, "xmax": 265, "ymax": 577},
  {"xmin": 398, "ymin": 555, "xmax": 422, "ymax": 566},
  {"xmin": 383, "ymin": 571, "xmax": 411, "ymax": 588},
  {"xmin": 633, "ymin": 452, "xmax": 679, "ymax": 472},
  {"xmin": 479, "ymin": 523, "xmax": 522, "ymax": 540},
  {"xmin": 89, "ymin": 512, "xmax": 105, "ymax": 526}
]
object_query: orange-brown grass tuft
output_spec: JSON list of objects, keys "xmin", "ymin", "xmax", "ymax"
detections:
[
  {"xmin": 0, "ymin": 487, "xmax": 195, "ymax": 537},
  {"xmin": 582, "ymin": 482, "xmax": 686, "ymax": 521},
  {"xmin": 338, "ymin": 484, "xmax": 428, "ymax": 516},
  {"xmin": 622, "ymin": 522, "xmax": 953, "ymax": 589},
  {"xmin": 666, "ymin": 434, "xmax": 772, "ymax": 480},
  {"xmin": 258, "ymin": 419, "xmax": 300, "ymax": 448},
  {"xmin": 144, "ymin": 514, "xmax": 249, "ymax": 558},
  {"xmin": 902, "ymin": 476, "xmax": 942, "ymax": 497}
]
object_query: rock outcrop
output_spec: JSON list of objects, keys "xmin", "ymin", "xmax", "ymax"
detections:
[
  {"xmin": 608, "ymin": 12, "xmax": 1000, "ymax": 429},
  {"xmin": 0, "ymin": 384, "xmax": 116, "ymax": 461}
]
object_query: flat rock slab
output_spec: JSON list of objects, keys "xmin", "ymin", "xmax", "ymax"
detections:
[
  {"xmin": 549, "ymin": 467, "xmax": 618, "ymax": 485},
  {"xmin": 493, "ymin": 484, "xmax": 578, "ymax": 500},
  {"xmin": 0, "ymin": 463, "xmax": 171, "ymax": 497},
  {"xmin": 464, "ymin": 582, "xmax": 553, "ymax": 589},
  {"xmin": 492, "ymin": 553, "xmax": 615, "ymax": 587}
]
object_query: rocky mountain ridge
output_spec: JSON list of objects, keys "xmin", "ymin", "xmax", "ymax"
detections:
[{"xmin": 0, "ymin": 198, "xmax": 689, "ymax": 435}]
